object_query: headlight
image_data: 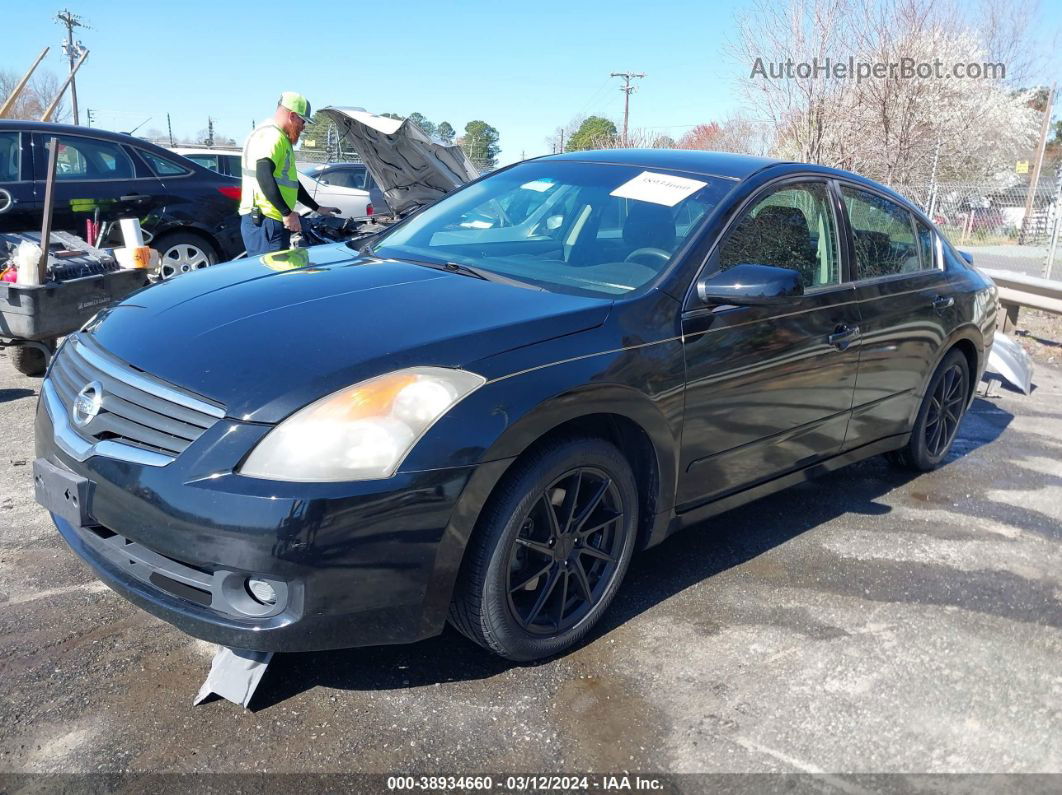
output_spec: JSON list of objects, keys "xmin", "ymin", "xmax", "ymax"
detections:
[{"xmin": 238, "ymin": 367, "xmax": 485, "ymax": 482}]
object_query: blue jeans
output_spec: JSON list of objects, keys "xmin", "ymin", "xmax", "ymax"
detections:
[{"xmin": 241, "ymin": 213, "xmax": 291, "ymax": 257}]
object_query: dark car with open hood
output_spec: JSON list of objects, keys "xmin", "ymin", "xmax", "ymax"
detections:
[{"xmin": 33, "ymin": 149, "xmax": 996, "ymax": 661}]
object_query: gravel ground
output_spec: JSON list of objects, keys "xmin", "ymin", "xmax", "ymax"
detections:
[
  {"xmin": 1011, "ymin": 309, "xmax": 1062, "ymax": 367},
  {"xmin": 0, "ymin": 347, "xmax": 1059, "ymax": 783}
]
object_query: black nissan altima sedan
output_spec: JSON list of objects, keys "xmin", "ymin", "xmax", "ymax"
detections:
[{"xmin": 34, "ymin": 149, "xmax": 996, "ymax": 661}]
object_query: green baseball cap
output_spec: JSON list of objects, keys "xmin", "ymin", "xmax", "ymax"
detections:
[{"xmin": 279, "ymin": 91, "xmax": 312, "ymax": 123}]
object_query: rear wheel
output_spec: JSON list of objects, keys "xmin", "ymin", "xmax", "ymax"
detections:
[
  {"xmin": 450, "ymin": 437, "xmax": 638, "ymax": 661},
  {"xmin": 888, "ymin": 349, "xmax": 970, "ymax": 471},
  {"xmin": 153, "ymin": 232, "xmax": 218, "ymax": 279}
]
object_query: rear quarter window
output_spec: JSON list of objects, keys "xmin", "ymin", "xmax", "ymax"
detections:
[{"xmin": 140, "ymin": 150, "xmax": 192, "ymax": 176}]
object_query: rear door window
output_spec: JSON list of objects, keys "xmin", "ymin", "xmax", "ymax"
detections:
[
  {"xmin": 326, "ymin": 168, "xmax": 367, "ymax": 190},
  {"xmin": 221, "ymin": 155, "xmax": 242, "ymax": 177},
  {"xmin": 841, "ymin": 186, "xmax": 922, "ymax": 278},
  {"xmin": 52, "ymin": 135, "xmax": 134, "ymax": 180},
  {"xmin": 186, "ymin": 154, "xmax": 220, "ymax": 172}
]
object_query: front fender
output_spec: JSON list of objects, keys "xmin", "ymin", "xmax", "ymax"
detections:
[
  {"xmin": 405, "ymin": 351, "xmax": 684, "ymax": 634},
  {"xmin": 402, "ymin": 351, "xmax": 684, "ymax": 513}
]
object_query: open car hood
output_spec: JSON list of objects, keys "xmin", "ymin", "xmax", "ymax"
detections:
[{"xmin": 317, "ymin": 107, "xmax": 479, "ymax": 216}]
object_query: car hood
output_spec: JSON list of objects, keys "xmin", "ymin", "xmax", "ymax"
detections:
[
  {"xmin": 317, "ymin": 107, "xmax": 479, "ymax": 216},
  {"xmin": 86, "ymin": 244, "xmax": 611, "ymax": 423}
]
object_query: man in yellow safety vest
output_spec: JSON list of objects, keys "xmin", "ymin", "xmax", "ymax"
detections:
[{"xmin": 239, "ymin": 92, "xmax": 339, "ymax": 256}]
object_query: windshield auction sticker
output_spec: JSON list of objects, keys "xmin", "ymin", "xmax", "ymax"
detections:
[
  {"xmin": 610, "ymin": 171, "xmax": 707, "ymax": 206},
  {"xmin": 520, "ymin": 178, "xmax": 556, "ymax": 192}
]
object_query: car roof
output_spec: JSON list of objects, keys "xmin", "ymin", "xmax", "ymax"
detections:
[
  {"xmin": 540, "ymin": 148, "xmax": 786, "ymax": 180},
  {"xmin": 536, "ymin": 148, "xmax": 924, "ymax": 215},
  {"xmin": 171, "ymin": 147, "xmax": 241, "ymax": 156},
  {"xmin": 0, "ymin": 119, "xmax": 157, "ymax": 143}
]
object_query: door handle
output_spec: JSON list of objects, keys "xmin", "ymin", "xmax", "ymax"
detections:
[
  {"xmin": 932, "ymin": 295, "xmax": 955, "ymax": 310},
  {"xmin": 828, "ymin": 324, "xmax": 860, "ymax": 350}
]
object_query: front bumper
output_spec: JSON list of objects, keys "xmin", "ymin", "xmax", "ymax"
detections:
[{"xmin": 34, "ymin": 388, "xmax": 503, "ymax": 653}]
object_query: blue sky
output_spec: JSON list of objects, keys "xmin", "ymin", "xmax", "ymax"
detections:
[{"xmin": 4, "ymin": 1, "xmax": 1060, "ymax": 166}]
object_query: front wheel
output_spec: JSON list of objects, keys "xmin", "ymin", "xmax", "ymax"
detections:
[
  {"xmin": 888, "ymin": 349, "xmax": 970, "ymax": 471},
  {"xmin": 450, "ymin": 437, "xmax": 639, "ymax": 661}
]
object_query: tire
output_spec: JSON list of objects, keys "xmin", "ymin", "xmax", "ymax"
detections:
[
  {"xmin": 10, "ymin": 339, "xmax": 54, "ymax": 377},
  {"xmin": 449, "ymin": 436, "xmax": 639, "ymax": 661},
  {"xmin": 887, "ymin": 349, "xmax": 970, "ymax": 471},
  {"xmin": 153, "ymin": 232, "xmax": 218, "ymax": 280}
]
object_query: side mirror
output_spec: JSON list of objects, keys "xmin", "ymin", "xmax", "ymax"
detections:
[
  {"xmin": 696, "ymin": 263, "xmax": 804, "ymax": 306},
  {"xmin": 958, "ymin": 250, "xmax": 974, "ymax": 265}
]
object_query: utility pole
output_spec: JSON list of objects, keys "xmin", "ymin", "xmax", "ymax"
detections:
[
  {"xmin": 610, "ymin": 71, "xmax": 645, "ymax": 145},
  {"xmin": 167, "ymin": 113, "xmax": 175, "ymax": 147},
  {"xmin": 1044, "ymin": 160, "xmax": 1062, "ymax": 279},
  {"xmin": 206, "ymin": 117, "xmax": 215, "ymax": 147},
  {"xmin": 927, "ymin": 128, "xmax": 942, "ymax": 220},
  {"xmin": 1021, "ymin": 83, "xmax": 1055, "ymax": 244},
  {"xmin": 56, "ymin": 9, "xmax": 89, "ymax": 125},
  {"xmin": 85, "ymin": 108, "xmax": 93, "ymax": 127}
]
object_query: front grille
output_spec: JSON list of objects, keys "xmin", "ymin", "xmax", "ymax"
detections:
[{"xmin": 48, "ymin": 334, "xmax": 225, "ymax": 460}]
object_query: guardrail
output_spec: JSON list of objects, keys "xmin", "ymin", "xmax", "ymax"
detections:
[{"xmin": 981, "ymin": 268, "xmax": 1062, "ymax": 332}]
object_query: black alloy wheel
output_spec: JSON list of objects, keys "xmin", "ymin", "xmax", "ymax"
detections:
[
  {"xmin": 924, "ymin": 361, "xmax": 967, "ymax": 457},
  {"xmin": 887, "ymin": 348, "xmax": 970, "ymax": 471},
  {"xmin": 450, "ymin": 437, "xmax": 639, "ymax": 661},
  {"xmin": 506, "ymin": 467, "xmax": 625, "ymax": 636}
]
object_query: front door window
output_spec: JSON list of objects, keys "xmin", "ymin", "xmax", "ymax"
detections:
[{"xmin": 718, "ymin": 182, "xmax": 841, "ymax": 289}]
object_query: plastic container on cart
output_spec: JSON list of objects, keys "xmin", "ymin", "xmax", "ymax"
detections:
[
  {"xmin": 0, "ymin": 268, "xmax": 149, "ymax": 340},
  {"xmin": 0, "ymin": 231, "xmax": 122, "ymax": 283}
]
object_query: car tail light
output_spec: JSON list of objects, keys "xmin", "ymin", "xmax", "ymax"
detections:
[
  {"xmin": 367, "ymin": 203, "xmax": 373, "ymax": 216},
  {"xmin": 217, "ymin": 185, "xmax": 241, "ymax": 200}
]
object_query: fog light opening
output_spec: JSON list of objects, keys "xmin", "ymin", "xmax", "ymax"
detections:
[{"xmin": 246, "ymin": 578, "xmax": 278, "ymax": 606}]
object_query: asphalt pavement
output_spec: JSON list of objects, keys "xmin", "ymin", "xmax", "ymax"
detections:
[{"xmin": 0, "ymin": 347, "xmax": 1059, "ymax": 783}]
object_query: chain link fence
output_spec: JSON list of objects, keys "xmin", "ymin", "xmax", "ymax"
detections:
[{"xmin": 890, "ymin": 178, "xmax": 1062, "ymax": 279}]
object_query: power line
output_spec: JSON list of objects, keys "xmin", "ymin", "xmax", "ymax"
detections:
[
  {"xmin": 571, "ymin": 76, "xmax": 613, "ymax": 120},
  {"xmin": 55, "ymin": 9, "xmax": 89, "ymax": 125},
  {"xmin": 610, "ymin": 71, "xmax": 646, "ymax": 145}
]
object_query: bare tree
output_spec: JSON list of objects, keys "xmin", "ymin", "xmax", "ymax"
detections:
[
  {"xmin": 544, "ymin": 116, "xmax": 588, "ymax": 154},
  {"xmin": 731, "ymin": 0, "xmax": 1042, "ymax": 183},
  {"xmin": 0, "ymin": 68, "xmax": 69, "ymax": 122}
]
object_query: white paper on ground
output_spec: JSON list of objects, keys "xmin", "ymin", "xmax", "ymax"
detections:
[
  {"xmin": 610, "ymin": 171, "xmax": 708, "ymax": 207},
  {"xmin": 194, "ymin": 646, "xmax": 274, "ymax": 708}
]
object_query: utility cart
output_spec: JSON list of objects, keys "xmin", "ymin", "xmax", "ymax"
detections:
[{"xmin": 0, "ymin": 231, "xmax": 149, "ymax": 375}]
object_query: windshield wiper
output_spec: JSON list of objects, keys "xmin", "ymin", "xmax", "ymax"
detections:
[
  {"xmin": 384, "ymin": 255, "xmax": 543, "ymax": 290},
  {"xmin": 443, "ymin": 261, "xmax": 544, "ymax": 290}
]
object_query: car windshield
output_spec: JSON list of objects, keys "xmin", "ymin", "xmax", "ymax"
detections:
[{"xmin": 367, "ymin": 161, "xmax": 733, "ymax": 297}]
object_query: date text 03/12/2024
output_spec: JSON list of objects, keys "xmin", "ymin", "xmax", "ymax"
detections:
[{"xmin": 386, "ymin": 775, "xmax": 667, "ymax": 791}]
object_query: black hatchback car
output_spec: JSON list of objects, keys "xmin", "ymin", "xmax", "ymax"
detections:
[
  {"xmin": 34, "ymin": 149, "xmax": 995, "ymax": 661},
  {"xmin": 0, "ymin": 121, "xmax": 243, "ymax": 271}
]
